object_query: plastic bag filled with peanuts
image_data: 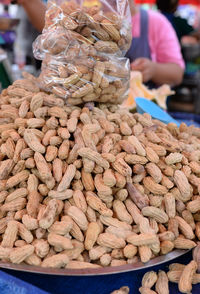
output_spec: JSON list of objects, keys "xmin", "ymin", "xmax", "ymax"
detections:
[{"xmin": 33, "ymin": 0, "xmax": 131, "ymax": 105}]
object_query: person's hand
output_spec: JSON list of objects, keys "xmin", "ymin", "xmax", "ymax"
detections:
[
  {"xmin": 181, "ymin": 35, "xmax": 198, "ymax": 45},
  {"xmin": 131, "ymin": 58, "xmax": 156, "ymax": 83}
]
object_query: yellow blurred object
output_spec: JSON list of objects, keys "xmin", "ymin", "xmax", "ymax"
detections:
[
  {"xmin": 122, "ymin": 71, "xmax": 175, "ymax": 112},
  {"xmin": 83, "ymin": 0, "xmax": 101, "ymax": 7},
  {"xmin": 153, "ymin": 84, "xmax": 175, "ymax": 110}
]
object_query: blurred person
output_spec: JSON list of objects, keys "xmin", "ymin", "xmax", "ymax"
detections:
[
  {"xmin": 0, "ymin": 0, "xmax": 46, "ymax": 32},
  {"xmin": 10, "ymin": 0, "xmax": 47, "ymax": 70},
  {"xmin": 14, "ymin": 5, "xmax": 40, "ymax": 69},
  {"xmin": 126, "ymin": 0, "xmax": 184, "ymax": 86},
  {"xmin": 156, "ymin": 0, "xmax": 200, "ymax": 43},
  {"xmin": 0, "ymin": 4, "xmax": 16, "ymax": 47}
]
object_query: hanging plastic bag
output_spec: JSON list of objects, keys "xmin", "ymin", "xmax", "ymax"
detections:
[{"xmin": 33, "ymin": 0, "xmax": 132, "ymax": 105}]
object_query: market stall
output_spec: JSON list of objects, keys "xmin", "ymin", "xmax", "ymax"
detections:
[
  {"xmin": 136, "ymin": 0, "xmax": 200, "ymax": 114},
  {"xmin": 0, "ymin": 1, "xmax": 200, "ymax": 294}
]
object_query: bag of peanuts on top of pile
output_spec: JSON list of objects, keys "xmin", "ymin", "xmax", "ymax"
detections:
[{"xmin": 33, "ymin": 0, "xmax": 132, "ymax": 106}]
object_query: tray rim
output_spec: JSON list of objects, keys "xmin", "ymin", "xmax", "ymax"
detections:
[{"xmin": 0, "ymin": 249, "xmax": 189, "ymax": 276}]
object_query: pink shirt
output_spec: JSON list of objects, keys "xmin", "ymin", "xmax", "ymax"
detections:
[{"xmin": 132, "ymin": 10, "xmax": 185, "ymax": 69}]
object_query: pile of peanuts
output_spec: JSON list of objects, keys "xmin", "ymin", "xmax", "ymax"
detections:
[
  {"xmin": 1, "ymin": 75, "xmax": 200, "ymax": 269},
  {"xmin": 33, "ymin": 0, "xmax": 131, "ymax": 105},
  {"xmin": 111, "ymin": 244, "xmax": 200, "ymax": 294}
]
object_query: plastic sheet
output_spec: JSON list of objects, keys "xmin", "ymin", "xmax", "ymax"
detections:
[{"xmin": 33, "ymin": 0, "xmax": 132, "ymax": 105}]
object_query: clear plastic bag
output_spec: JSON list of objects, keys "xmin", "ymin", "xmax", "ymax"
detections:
[{"xmin": 33, "ymin": 0, "xmax": 132, "ymax": 105}]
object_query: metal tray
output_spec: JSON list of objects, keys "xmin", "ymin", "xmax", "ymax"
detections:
[{"xmin": 0, "ymin": 249, "xmax": 189, "ymax": 276}]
